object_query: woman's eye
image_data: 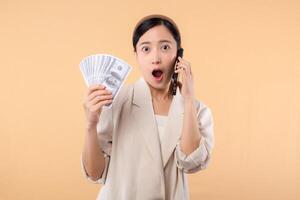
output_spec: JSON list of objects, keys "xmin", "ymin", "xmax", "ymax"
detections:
[
  {"xmin": 162, "ymin": 44, "xmax": 170, "ymax": 50},
  {"xmin": 141, "ymin": 46, "xmax": 150, "ymax": 52}
]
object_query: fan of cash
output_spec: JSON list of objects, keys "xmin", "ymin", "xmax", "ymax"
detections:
[{"xmin": 79, "ymin": 54, "xmax": 132, "ymax": 107}]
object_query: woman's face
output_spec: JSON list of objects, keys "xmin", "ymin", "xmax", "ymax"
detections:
[{"xmin": 135, "ymin": 25, "xmax": 178, "ymax": 90}]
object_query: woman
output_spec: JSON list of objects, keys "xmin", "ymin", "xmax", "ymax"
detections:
[{"xmin": 81, "ymin": 14, "xmax": 214, "ymax": 200}]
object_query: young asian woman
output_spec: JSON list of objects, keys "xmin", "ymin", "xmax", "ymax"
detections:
[{"xmin": 81, "ymin": 14, "xmax": 214, "ymax": 200}]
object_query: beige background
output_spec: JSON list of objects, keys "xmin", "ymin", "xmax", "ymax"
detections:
[{"xmin": 1, "ymin": 0, "xmax": 299, "ymax": 199}]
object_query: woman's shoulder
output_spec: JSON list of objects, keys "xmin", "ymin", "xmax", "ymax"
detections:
[
  {"xmin": 111, "ymin": 82, "xmax": 135, "ymax": 108},
  {"xmin": 195, "ymin": 99, "xmax": 210, "ymax": 109},
  {"xmin": 194, "ymin": 98, "xmax": 213, "ymax": 118},
  {"xmin": 113, "ymin": 78, "xmax": 145, "ymax": 106}
]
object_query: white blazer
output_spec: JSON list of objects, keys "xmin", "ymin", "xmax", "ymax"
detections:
[{"xmin": 81, "ymin": 77, "xmax": 214, "ymax": 200}]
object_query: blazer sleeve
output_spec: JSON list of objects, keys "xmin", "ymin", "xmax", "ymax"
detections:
[
  {"xmin": 80, "ymin": 106, "xmax": 113, "ymax": 184},
  {"xmin": 175, "ymin": 101, "xmax": 214, "ymax": 173}
]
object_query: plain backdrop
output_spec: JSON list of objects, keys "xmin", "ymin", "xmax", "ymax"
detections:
[{"xmin": 0, "ymin": 0, "xmax": 299, "ymax": 199}]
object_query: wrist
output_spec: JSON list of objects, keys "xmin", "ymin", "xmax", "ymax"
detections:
[
  {"xmin": 86, "ymin": 121, "xmax": 98, "ymax": 131},
  {"xmin": 183, "ymin": 97, "xmax": 196, "ymax": 107}
]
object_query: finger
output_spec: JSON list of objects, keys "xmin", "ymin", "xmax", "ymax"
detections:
[
  {"xmin": 91, "ymin": 99, "xmax": 113, "ymax": 112},
  {"xmin": 176, "ymin": 63, "xmax": 192, "ymax": 76},
  {"xmin": 175, "ymin": 68, "xmax": 183, "ymax": 73},
  {"xmin": 87, "ymin": 84, "xmax": 106, "ymax": 96},
  {"xmin": 175, "ymin": 62, "xmax": 186, "ymax": 70},
  {"xmin": 87, "ymin": 96, "xmax": 113, "ymax": 110},
  {"xmin": 89, "ymin": 94, "xmax": 113, "ymax": 106},
  {"xmin": 175, "ymin": 66, "xmax": 184, "ymax": 73},
  {"xmin": 88, "ymin": 89, "xmax": 112, "ymax": 101},
  {"xmin": 175, "ymin": 63, "xmax": 187, "ymax": 73},
  {"xmin": 176, "ymin": 63, "xmax": 187, "ymax": 71},
  {"xmin": 89, "ymin": 84, "xmax": 106, "ymax": 90},
  {"xmin": 177, "ymin": 58, "xmax": 192, "ymax": 72},
  {"xmin": 178, "ymin": 69, "xmax": 184, "ymax": 85},
  {"xmin": 175, "ymin": 66, "xmax": 192, "ymax": 83},
  {"xmin": 178, "ymin": 57, "xmax": 191, "ymax": 66},
  {"xmin": 174, "ymin": 60, "xmax": 180, "ymax": 70},
  {"xmin": 84, "ymin": 89, "xmax": 110, "ymax": 107}
]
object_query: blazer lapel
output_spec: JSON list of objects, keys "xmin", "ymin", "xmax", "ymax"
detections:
[
  {"xmin": 131, "ymin": 78, "xmax": 185, "ymax": 168},
  {"xmin": 161, "ymin": 88, "xmax": 184, "ymax": 167},
  {"xmin": 132, "ymin": 78, "xmax": 164, "ymax": 167}
]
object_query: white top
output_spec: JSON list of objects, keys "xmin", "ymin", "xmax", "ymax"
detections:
[{"xmin": 155, "ymin": 114, "xmax": 168, "ymax": 144}]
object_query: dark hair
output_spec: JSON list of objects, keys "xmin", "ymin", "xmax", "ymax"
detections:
[{"xmin": 132, "ymin": 15, "xmax": 181, "ymax": 52}]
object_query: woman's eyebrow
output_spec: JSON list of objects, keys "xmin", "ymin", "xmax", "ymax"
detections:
[
  {"xmin": 159, "ymin": 39, "xmax": 172, "ymax": 43},
  {"xmin": 139, "ymin": 39, "xmax": 172, "ymax": 46},
  {"xmin": 139, "ymin": 41, "xmax": 151, "ymax": 46}
]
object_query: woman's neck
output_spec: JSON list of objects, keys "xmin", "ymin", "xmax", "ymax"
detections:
[
  {"xmin": 148, "ymin": 83, "xmax": 172, "ymax": 101},
  {"xmin": 147, "ymin": 83, "xmax": 173, "ymax": 116}
]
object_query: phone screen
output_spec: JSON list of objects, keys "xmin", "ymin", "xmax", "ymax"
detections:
[{"xmin": 172, "ymin": 48, "xmax": 184, "ymax": 95}]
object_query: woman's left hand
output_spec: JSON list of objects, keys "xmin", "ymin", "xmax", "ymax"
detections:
[{"xmin": 175, "ymin": 57, "xmax": 195, "ymax": 102}]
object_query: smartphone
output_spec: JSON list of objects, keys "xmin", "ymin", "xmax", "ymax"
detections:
[{"xmin": 172, "ymin": 48, "xmax": 184, "ymax": 95}]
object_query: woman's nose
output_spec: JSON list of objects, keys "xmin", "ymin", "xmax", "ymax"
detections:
[
  {"xmin": 152, "ymin": 59, "xmax": 161, "ymax": 64},
  {"xmin": 151, "ymin": 50, "xmax": 161, "ymax": 64}
]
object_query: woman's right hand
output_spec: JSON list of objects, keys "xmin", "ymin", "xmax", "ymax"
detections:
[{"xmin": 83, "ymin": 85, "xmax": 113, "ymax": 127}]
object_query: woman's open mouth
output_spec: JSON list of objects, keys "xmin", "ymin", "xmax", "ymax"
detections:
[{"xmin": 152, "ymin": 69, "xmax": 164, "ymax": 81}]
